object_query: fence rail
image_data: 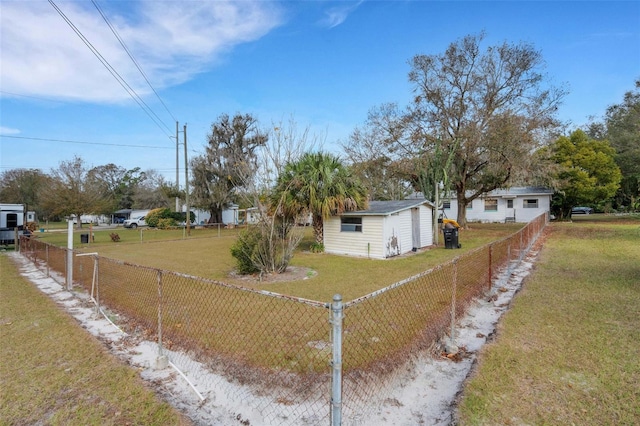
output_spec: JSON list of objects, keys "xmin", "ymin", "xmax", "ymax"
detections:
[{"xmin": 19, "ymin": 213, "xmax": 547, "ymax": 425}]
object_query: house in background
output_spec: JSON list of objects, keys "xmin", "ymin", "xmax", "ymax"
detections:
[
  {"xmin": 442, "ymin": 186, "xmax": 554, "ymax": 223},
  {"xmin": 187, "ymin": 204, "xmax": 239, "ymax": 225},
  {"xmin": 324, "ymin": 199, "xmax": 434, "ymax": 259},
  {"xmin": 112, "ymin": 209, "xmax": 151, "ymax": 224}
]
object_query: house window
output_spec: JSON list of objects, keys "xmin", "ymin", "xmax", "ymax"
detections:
[
  {"xmin": 523, "ymin": 199, "xmax": 538, "ymax": 208},
  {"xmin": 341, "ymin": 217, "xmax": 362, "ymax": 232},
  {"xmin": 443, "ymin": 201, "xmax": 451, "ymax": 209},
  {"xmin": 507, "ymin": 199, "xmax": 514, "ymax": 208},
  {"xmin": 484, "ymin": 198, "xmax": 498, "ymax": 211},
  {"xmin": 6, "ymin": 213, "xmax": 18, "ymax": 228},
  {"xmin": 466, "ymin": 202, "xmax": 473, "ymax": 210}
]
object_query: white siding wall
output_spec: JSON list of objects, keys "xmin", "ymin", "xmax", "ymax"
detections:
[
  {"xmin": 381, "ymin": 213, "xmax": 408, "ymax": 258},
  {"xmin": 516, "ymin": 196, "xmax": 551, "ymax": 222},
  {"xmin": 324, "ymin": 216, "xmax": 386, "ymax": 258},
  {"xmin": 398, "ymin": 211, "xmax": 413, "ymax": 255},
  {"xmin": 444, "ymin": 195, "xmax": 550, "ymax": 223},
  {"xmin": 325, "ymin": 203, "xmax": 435, "ymax": 259}
]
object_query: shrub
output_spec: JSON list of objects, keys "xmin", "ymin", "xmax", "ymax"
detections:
[
  {"xmin": 230, "ymin": 227, "xmax": 261, "ymax": 274},
  {"xmin": 146, "ymin": 208, "xmax": 196, "ymax": 228},
  {"xmin": 230, "ymin": 219, "xmax": 304, "ymax": 275},
  {"xmin": 145, "ymin": 208, "xmax": 174, "ymax": 227},
  {"xmin": 156, "ymin": 218, "xmax": 175, "ymax": 229},
  {"xmin": 310, "ymin": 242, "xmax": 324, "ymax": 253}
]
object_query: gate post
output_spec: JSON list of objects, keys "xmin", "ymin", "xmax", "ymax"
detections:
[{"xmin": 330, "ymin": 294, "xmax": 343, "ymax": 426}]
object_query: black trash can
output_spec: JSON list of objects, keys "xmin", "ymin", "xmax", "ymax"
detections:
[
  {"xmin": 443, "ymin": 227, "xmax": 460, "ymax": 249},
  {"xmin": 80, "ymin": 233, "xmax": 89, "ymax": 244}
]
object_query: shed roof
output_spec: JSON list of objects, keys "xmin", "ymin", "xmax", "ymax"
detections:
[{"xmin": 341, "ymin": 199, "xmax": 433, "ymax": 216}]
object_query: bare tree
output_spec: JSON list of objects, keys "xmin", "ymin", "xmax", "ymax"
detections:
[
  {"xmin": 406, "ymin": 32, "xmax": 566, "ymax": 225},
  {"xmin": 255, "ymin": 115, "xmax": 324, "ymax": 192},
  {"xmin": 342, "ymin": 104, "xmax": 413, "ymax": 201},
  {"xmin": 229, "ymin": 116, "xmax": 321, "ymax": 275},
  {"xmin": 132, "ymin": 170, "xmax": 175, "ymax": 209}
]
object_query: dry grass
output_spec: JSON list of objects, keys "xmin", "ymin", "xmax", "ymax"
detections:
[
  {"xmin": 457, "ymin": 216, "xmax": 640, "ymax": 425},
  {"xmin": 38, "ymin": 222, "xmax": 522, "ymax": 302},
  {"xmin": 25, "ymin": 222, "xmax": 524, "ymax": 375},
  {"xmin": 0, "ymin": 254, "xmax": 190, "ymax": 425}
]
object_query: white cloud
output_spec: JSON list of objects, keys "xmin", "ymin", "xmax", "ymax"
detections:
[
  {"xmin": 320, "ymin": 0, "xmax": 364, "ymax": 29},
  {"xmin": 0, "ymin": 126, "xmax": 21, "ymax": 135},
  {"xmin": 0, "ymin": 1, "xmax": 283, "ymax": 103}
]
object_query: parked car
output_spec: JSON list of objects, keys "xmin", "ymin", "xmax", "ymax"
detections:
[
  {"xmin": 571, "ymin": 206, "xmax": 594, "ymax": 215},
  {"xmin": 123, "ymin": 216, "xmax": 147, "ymax": 228}
]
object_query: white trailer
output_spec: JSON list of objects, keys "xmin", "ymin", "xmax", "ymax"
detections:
[{"xmin": 0, "ymin": 203, "xmax": 25, "ymax": 245}]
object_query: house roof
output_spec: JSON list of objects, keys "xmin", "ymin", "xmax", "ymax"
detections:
[
  {"xmin": 487, "ymin": 186, "xmax": 554, "ymax": 197},
  {"xmin": 341, "ymin": 199, "xmax": 434, "ymax": 216},
  {"xmin": 442, "ymin": 186, "xmax": 554, "ymax": 199}
]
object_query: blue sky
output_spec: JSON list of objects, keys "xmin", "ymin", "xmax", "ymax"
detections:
[{"xmin": 1, "ymin": 0, "xmax": 639, "ymax": 184}]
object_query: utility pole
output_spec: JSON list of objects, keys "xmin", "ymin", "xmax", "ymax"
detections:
[
  {"xmin": 175, "ymin": 121, "xmax": 180, "ymax": 212},
  {"xmin": 183, "ymin": 124, "xmax": 190, "ymax": 236}
]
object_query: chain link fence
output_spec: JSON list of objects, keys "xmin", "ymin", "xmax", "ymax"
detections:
[{"xmin": 18, "ymin": 213, "xmax": 547, "ymax": 425}]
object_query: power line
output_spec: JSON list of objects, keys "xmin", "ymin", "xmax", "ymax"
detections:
[
  {"xmin": 0, "ymin": 91, "xmax": 64, "ymax": 104},
  {"xmin": 47, "ymin": 0, "xmax": 174, "ymax": 140},
  {"xmin": 91, "ymin": 0, "xmax": 177, "ymax": 123},
  {"xmin": 1, "ymin": 134, "xmax": 173, "ymax": 149}
]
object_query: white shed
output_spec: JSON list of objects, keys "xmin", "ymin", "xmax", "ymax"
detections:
[{"xmin": 324, "ymin": 199, "xmax": 434, "ymax": 259}]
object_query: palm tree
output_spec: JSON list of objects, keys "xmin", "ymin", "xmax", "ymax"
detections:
[{"xmin": 272, "ymin": 152, "xmax": 368, "ymax": 244}]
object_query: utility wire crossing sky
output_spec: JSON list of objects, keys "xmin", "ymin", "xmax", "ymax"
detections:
[{"xmin": 1, "ymin": 0, "xmax": 638, "ymax": 181}]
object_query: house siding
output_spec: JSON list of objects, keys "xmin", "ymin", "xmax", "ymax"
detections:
[{"xmin": 443, "ymin": 189, "xmax": 552, "ymax": 223}]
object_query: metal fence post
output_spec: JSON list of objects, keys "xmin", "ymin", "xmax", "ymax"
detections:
[
  {"xmin": 94, "ymin": 255, "xmax": 100, "ymax": 315},
  {"xmin": 156, "ymin": 270, "xmax": 168, "ymax": 369},
  {"xmin": 66, "ymin": 219, "xmax": 73, "ymax": 291},
  {"xmin": 488, "ymin": 244, "xmax": 493, "ymax": 290},
  {"xmin": 46, "ymin": 245, "xmax": 50, "ymax": 277},
  {"xmin": 520, "ymin": 230, "xmax": 524, "ymax": 260},
  {"xmin": 330, "ymin": 294, "xmax": 343, "ymax": 426},
  {"xmin": 450, "ymin": 260, "xmax": 458, "ymax": 350}
]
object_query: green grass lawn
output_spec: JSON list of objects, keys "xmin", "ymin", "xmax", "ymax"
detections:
[
  {"xmin": 0, "ymin": 254, "xmax": 190, "ymax": 426},
  {"xmin": 458, "ymin": 215, "xmax": 640, "ymax": 425},
  {"xmin": 34, "ymin": 222, "xmax": 523, "ymax": 302}
]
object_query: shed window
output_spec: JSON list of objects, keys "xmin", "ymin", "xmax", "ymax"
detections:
[
  {"xmin": 341, "ymin": 217, "xmax": 362, "ymax": 232},
  {"xmin": 484, "ymin": 198, "xmax": 498, "ymax": 211},
  {"xmin": 507, "ymin": 199, "xmax": 514, "ymax": 208},
  {"xmin": 523, "ymin": 199, "xmax": 538, "ymax": 208},
  {"xmin": 443, "ymin": 201, "xmax": 451, "ymax": 209}
]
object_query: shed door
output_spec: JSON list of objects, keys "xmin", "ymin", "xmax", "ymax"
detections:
[{"xmin": 411, "ymin": 208, "xmax": 420, "ymax": 249}]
